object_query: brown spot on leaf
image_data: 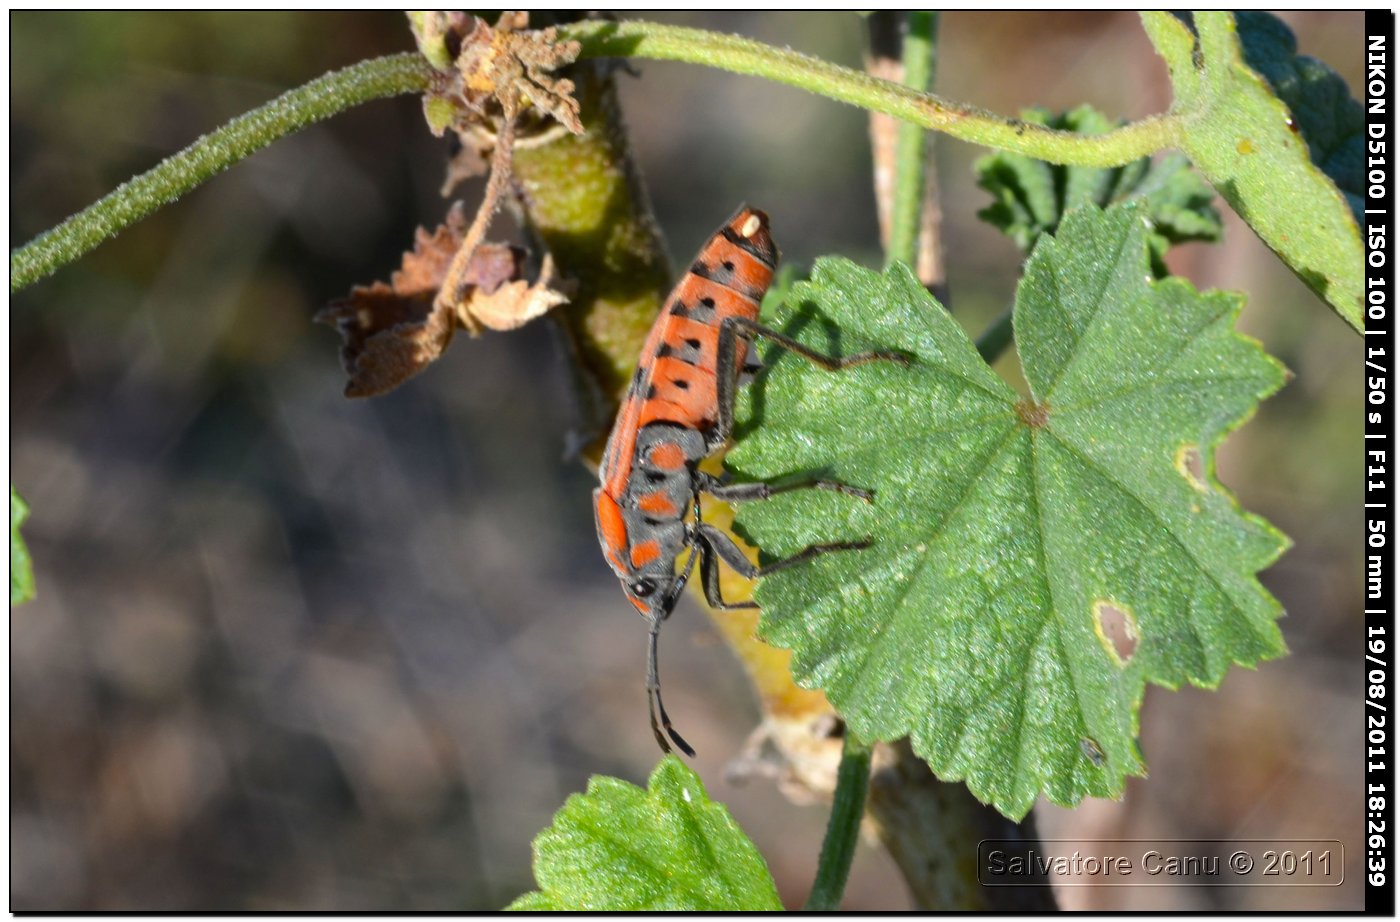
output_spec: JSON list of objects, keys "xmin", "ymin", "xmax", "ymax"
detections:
[
  {"xmin": 1093, "ymin": 600, "xmax": 1138, "ymax": 667},
  {"xmin": 1175, "ymin": 443, "xmax": 1208, "ymax": 492},
  {"xmin": 1080, "ymin": 737, "xmax": 1106, "ymax": 767},
  {"xmin": 1014, "ymin": 398, "xmax": 1051, "ymax": 429}
]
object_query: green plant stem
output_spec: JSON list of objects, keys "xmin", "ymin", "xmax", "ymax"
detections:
[
  {"xmin": 561, "ymin": 19, "xmax": 1178, "ymax": 167},
  {"xmin": 886, "ymin": 12, "xmax": 937, "ymax": 271},
  {"xmin": 10, "ymin": 52, "xmax": 435, "ymax": 294},
  {"xmin": 804, "ymin": 733, "xmax": 872, "ymax": 912}
]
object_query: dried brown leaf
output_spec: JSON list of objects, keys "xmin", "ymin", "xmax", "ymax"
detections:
[
  {"xmin": 317, "ymin": 286, "xmax": 453, "ymax": 399},
  {"xmin": 457, "ymin": 253, "xmax": 572, "ymax": 331},
  {"xmin": 420, "ymin": 11, "xmax": 583, "ymax": 137},
  {"xmin": 318, "ymin": 204, "xmax": 532, "ymax": 397}
]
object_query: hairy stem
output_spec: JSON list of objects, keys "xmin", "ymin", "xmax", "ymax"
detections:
[
  {"xmin": 804, "ymin": 733, "xmax": 872, "ymax": 911},
  {"xmin": 11, "ymin": 52, "xmax": 434, "ymax": 294},
  {"xmin": 886, "ymin": 12, "xmax": 938, "ymax": 272},
  {"xmin": 437, "ymin": 111, "xmax": 517, "ymax": 316},
  {"xmin": 560, "ymin": 19, "xmax": 1178, "ymax": 167}
]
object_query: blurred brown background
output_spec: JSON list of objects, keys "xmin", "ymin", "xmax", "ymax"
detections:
[{"xmin": 11, "ymin": 11, "xmax": 1364, "ymax": 911}]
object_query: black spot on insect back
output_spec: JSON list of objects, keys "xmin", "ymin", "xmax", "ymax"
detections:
[{"xmin": 720, "ymin": 225, "xmax": 777, "ymax": 266}]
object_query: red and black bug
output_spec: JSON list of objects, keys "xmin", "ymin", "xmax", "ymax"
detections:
[{"xmin": 593, "ymin": 205, "xmax": 908, "ymax": 755}]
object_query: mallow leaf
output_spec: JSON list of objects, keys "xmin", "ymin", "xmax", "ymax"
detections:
[
  {"xmin": 1233, "ymin": 11, "xmax": 1364, "ymax": 225},
  {"xmin": 1141, "ymin": 11, "xmax": 1362, "ymax": 330},
  {"xmin": 507, "ymin": 757, "xmax": 783, "ymax": 911},
  {"xmin": 977, "ymin": 104, "xmax": 1221, "ymax": 273},
  {"xmin": 728, "ymin": 202, "xmax": 1289, "ymax": 820}
]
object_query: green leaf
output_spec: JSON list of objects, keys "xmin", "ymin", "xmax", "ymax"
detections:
[
  {"xmin": 977, "ymin": 104, "xmax": 1221, "ymax": 274},
  {"xmin": 728, "ymin": 202, "xmax": 1289, "ymax": 820},
  {"xmin": 507, "ymin": 757, "xmax": 784, "ymax": 911},
  {"xmin": 1141, "ymin": 11, "xmax": 1362, "ymax": 330},
  {"xmin": 11, "ymin": 485, "xmax": 35, "ymax": 606},
  {"xmin": 1234, "ymin": 11, "xmax": 1365, "ymax": 226},
  {"xmin": 406, "ymin": 11, "xmax": 456, "ymax": 70}
]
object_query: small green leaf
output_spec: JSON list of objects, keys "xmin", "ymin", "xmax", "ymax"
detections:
[
  {"xmin": 422, "ymin": 95, "xmax": 458, "ymax": 136},
  {"xmin": 11, "ymin": 485, "xmax": 35, "ymax": 606},
  {"xmin": 729, "ymin": 202, "xmax": 1288, "ymax": 820},
  {"xmin": 977, "ymin": 105, "xmax": 1221, "ymax": 273},
  {"xmin": 406, "ymin": 11, "xmax": 456, "ymax": 70},
  {"xmin": 1142, "ymin": 11, "xmax": 1362, "ymax": 330},
  {"xmin": 507, "ymin": 757, "xmax": 783, "ymax": 911}
]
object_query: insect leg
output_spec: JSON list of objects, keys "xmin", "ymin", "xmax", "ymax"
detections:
[
  {"xmin": 712, "ymin": 315, "xmax": 909, "ymax": 446},
  {"xmin": 697, "ymin": 470, "xmax": 874, "ymax": 504},
  {"xmin": 661, "ymin": 537, "xmax": 702, "ymax": 617},
  {"xmin": 697, "ymin": 521, "xmax": 872, "ymax": 601},
  {"xmin": 697, "ymin": 531, "xmax": 760, "ymax": 612},
  {"xmin": 735, "ymin": 316, "xmax": 912, "ymax": 372}
]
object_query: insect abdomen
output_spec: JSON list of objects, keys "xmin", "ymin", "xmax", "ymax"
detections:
[
  {"xmin": 597, "ymin": 207, "xmax": 778, "ymax": 498},
  {"xmin": 635, "ymin": 212, "xmax": 777, "ymax": 432}
]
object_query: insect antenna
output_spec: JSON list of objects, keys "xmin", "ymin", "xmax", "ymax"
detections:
[{"xmin": 647, "ymin": 615, "xmax": 695, "ymax": 757}]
